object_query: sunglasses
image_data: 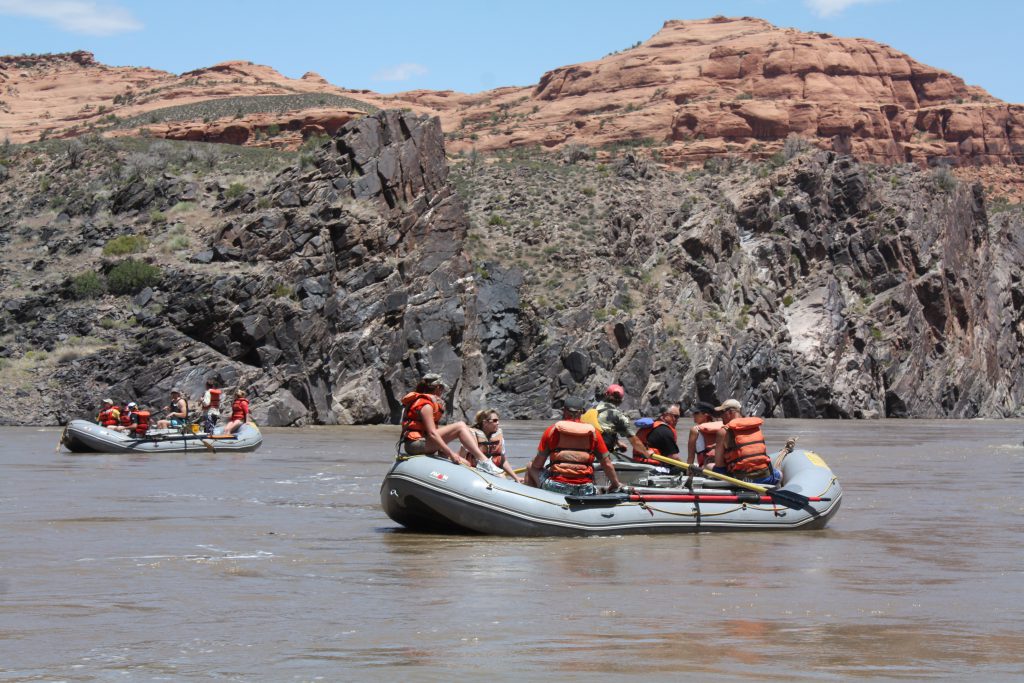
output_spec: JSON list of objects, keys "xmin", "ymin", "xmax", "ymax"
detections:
[{"xmin": 484, "ymin": 418, "xmax": 500, "ymax": 423}]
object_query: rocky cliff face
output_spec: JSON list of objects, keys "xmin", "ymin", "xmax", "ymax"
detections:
[
  {"xmin": 1, "ymin": 112, "xmax": 1021, "ymax": 424},
  {"xmin": 451, "ymin": 149, "xmax": 1024, "ymax": 419}
]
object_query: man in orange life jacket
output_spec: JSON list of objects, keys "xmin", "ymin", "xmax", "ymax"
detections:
[
  {"xmin": 400, "ymin": 373, "xmax": 502, "ymax": 474},
  {"xmin": 526, "ymin": 396, "xmax": 624, "ymax": 496},
  {"xmin": 96, "ymin": 398, "xmax": 120, "ymax": 427},
  {"xmin": 712, "ymin": 398, "xmax": 782, "ymax": 485},
  {"xmin": 685, "ymin": 401, "xmax": 723, "ymax": 469}
]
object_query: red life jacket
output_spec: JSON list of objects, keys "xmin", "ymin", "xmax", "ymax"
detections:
[
  {"xmin": 207, "ymin": 388, "xmax": 221, "ymax": 409},
  {"xmin": 98, "ymin": 407, "xmax": 120, "ymax": 427},
  {"xmin": 473, "ymin": 428, "xmax": 506, "ymax": 468},
  {"xmin": 696, "ymin": 420, "xmax": 724, "ymax": 467},
  {"xmin": 546, "ymin": 420, "xmax": 598, "ymax": 485},
  {"xmin": 633, "ymin": 420, "xmax": 677, "ymax": 464},
  {"xmin": 230, "ymin": 398, "xmax": 250, "ymax": 422},
  {"xmin": 400, "ymin": 392, "xmax": 443, "ymax": 442},
  {"xmin": 134, "ymin": 411, "xmax": 150, "ymax": 436},
  {"xmin": 119, "ymin": 408, "xmax": 133, "ymax": 427},
  {"xmin": 722, "ymin": 416, "xmax": 770, "ymax": 474}
]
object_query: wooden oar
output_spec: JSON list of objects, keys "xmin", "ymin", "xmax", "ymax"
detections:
[{"xmin": 650, "ymin": 453, "xmax": 811, "ymax": 509}]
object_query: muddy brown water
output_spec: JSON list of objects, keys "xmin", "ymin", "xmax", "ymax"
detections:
[{"xmin": 2, "ymin": 419, "xmax": 1023, "ymax": 680}]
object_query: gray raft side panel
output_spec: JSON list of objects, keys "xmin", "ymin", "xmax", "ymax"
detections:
[{"xmin": 380, "ymin": 450, "xmax": 842, "ymax": 536}]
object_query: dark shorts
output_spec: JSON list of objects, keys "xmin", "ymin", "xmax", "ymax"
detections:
[{"xmin": 403, "ymin": 439, "xmax": 436, "ymax": 456}]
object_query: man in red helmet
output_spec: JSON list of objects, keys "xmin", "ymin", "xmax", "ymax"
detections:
[{"xmin": 583, "ymin": 383, "xmax": 653, "ymax": 461}]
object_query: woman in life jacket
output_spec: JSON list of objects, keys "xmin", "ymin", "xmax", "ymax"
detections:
[
  {"xmin": 685, "ymin": 401, "xmax": 723, "ymax": 469},
  {"xmin": 96, "ymin": 398, "xmax": 120, "ymax": 428},
  {"xmin": 460, "ymin": 409, "xmax": 522, "ymax": 482},
  {"xmin": 525, "ymin": 396, "xmax": 624, "ymax": 496},
  {"xmin": 399, "ymin": 373, "xmax": 500, "ymax": 474},
  {"xmin": 223, "ymin": 389, "xmax": 251, "ymax": 435},
  {"xmin": 712, "ymin": 398, "xmax": 781, "ymax": 485}
]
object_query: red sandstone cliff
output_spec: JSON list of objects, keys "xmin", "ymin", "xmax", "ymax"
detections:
[{"xmin": 1, "ymin": 17, "xmax": 1022, "ymax": 191}]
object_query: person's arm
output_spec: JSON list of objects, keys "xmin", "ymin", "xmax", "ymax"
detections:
[
  {"xmin": 628, "ymin": 433, "xmax": 650, "ymax": 458},
  {"xmin": 526, "ymin": 450, "xmax": 547, "ymax": 487},
  {"xmin": 600, "ymin": 454, "xmax": 622, "ymax": 490},
  {"xmin": 501, "ymin": 459, "xmax": 522, "ymax": 483},
  {"xmin": 714, "ymin": 429, "xmax": 728, "ymax": 469},
  {"xmin": 686, "ymin": 425, "xmax": 700, "ymax": 466}
]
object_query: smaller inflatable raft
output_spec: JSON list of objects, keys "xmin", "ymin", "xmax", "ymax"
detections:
[{"xmin": 61, "ymin": 419, "xmax": 262, "ymax": 454}]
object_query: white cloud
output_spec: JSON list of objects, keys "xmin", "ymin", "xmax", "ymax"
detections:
[
  {"xmin": 0, "ymin": 0, "xmax": 142, "ymax": 36},
  {"xmin": 372, "ymin": 63, "xmax": 428, "ymax": 82},
  {"xmin": 805, "ymin": 0, "xmax": 881, "ymax": 17}
]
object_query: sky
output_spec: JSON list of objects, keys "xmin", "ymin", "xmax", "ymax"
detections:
[{"xmin": 0, "ymin": 0, "xmax": 1021, "ymax": 103}]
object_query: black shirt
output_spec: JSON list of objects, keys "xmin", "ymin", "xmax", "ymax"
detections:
[{"xmin": 647, "ymin": 424, "xmax": 680, "ymax": 458}]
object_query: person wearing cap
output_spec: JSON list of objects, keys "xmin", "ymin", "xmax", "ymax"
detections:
[
  {"xmin": 712, "ymin": 398, "xmax": 781, "ymax": 484},
  {"xmin": 526, "ymin": 396, "xmax": 624, "ymax": 496},
  {"xmin": 96, "ymin": 398, "xmax": 120, "ymax": 428},
  {"xmin": 156, "ymin": 388, "xmax": 189, "ymax": 429},
  {"xmin": 686, "ymin": 401, "xmax": 724, "ymax": 469},
  {"xmin": 585, "ymin": 384, "xmax": 653, "ymax": 462},
  {"xmin": 399, "ymin": 374, "xmax": 501, "ymax": 474}
]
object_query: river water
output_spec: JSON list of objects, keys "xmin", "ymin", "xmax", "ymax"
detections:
[{"xmin": 2, "ymin": 419, "xmax": 1023, "ymax": 681}]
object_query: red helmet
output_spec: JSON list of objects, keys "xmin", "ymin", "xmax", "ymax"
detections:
[{"xmin": 606, "ymin": 384, "xmax": 625, "ymax": 399}]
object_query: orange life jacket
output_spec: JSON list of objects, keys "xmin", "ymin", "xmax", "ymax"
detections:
[
  {"xmin": 230, "ymin": 398, "xmax": 249, "ymax": 422},
  {"xmin": 546, "ymin": 420, "xmax": 598, "ymax": 485},
  {"xmin": 207, "ymin": 388, "xmax": 221, "ymax": 409},
  {"xmin": 400, "ymin": 392, "xmax": 444, "ymax": 442},
  {"xmin": 119, "ymin": 408, "xmax": 134, "ymax": 427},
  {"xmin": 722, "ymin": 416, "xmax": 770, "ymax": 474},
  {"xmin": 633, "ymin": 420, "xmax": 677, "ymax": 464},
  {"xmin": 473, "ymin": 427, "xmax": 506, "ymax": 468},
  {"xmin": 696, "ymin": 420, "xmax": 724, "ymax": 467},
  {"xmin": 98, "ymin": 407, "xmax": 120, "ymax": 427},
  {"xmin": 134, "ymin": 411, "xmax": 150, "ymax": 436}
]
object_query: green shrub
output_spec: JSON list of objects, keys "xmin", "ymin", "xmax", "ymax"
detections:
[
  {"xmin": 226, "ymin": 182, "xmax": 247, "ymax": 198},
  {"xmin": 488, "ymin": 213, "xmax": 506, "ymax": 226},
  {"xmin": 103, "ymin": 234, "xmax": 149, "ymax": 256},
  {"xmin": 165, "ymin": 234, "xmax": 190, "ymax": 251},
  {"xmin": 149, "ymin": 209, "xmax": 167, "ymax": 224},
  {"xmin": 107, "ymin": 259, "xmax": 162, "ymax": 294},
  {"xmin": 70, "ymin": 271, "xmax": 107, "ymax": 299}
]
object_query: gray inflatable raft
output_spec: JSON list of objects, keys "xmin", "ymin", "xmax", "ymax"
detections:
[
  {"xmin": 61, "ymin": 419, "xmax": 263, "ymax": 454},
  {"xmin": 381, "ymin": 449, "xmax": 841, "ymax": 536}
]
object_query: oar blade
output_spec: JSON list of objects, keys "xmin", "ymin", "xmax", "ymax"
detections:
[{"xmin": 767, "ymin": 488, "xmax": 811, "ymax": 509}]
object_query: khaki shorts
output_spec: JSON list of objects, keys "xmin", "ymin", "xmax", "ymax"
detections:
[{"xmin": 403, "ymin": 439, "xmax": 437, "ymax": 455}]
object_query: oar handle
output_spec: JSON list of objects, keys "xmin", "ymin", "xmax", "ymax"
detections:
[{"xmin": 649, "ymin": 453, "xmax": 770, "ymax": 494}]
